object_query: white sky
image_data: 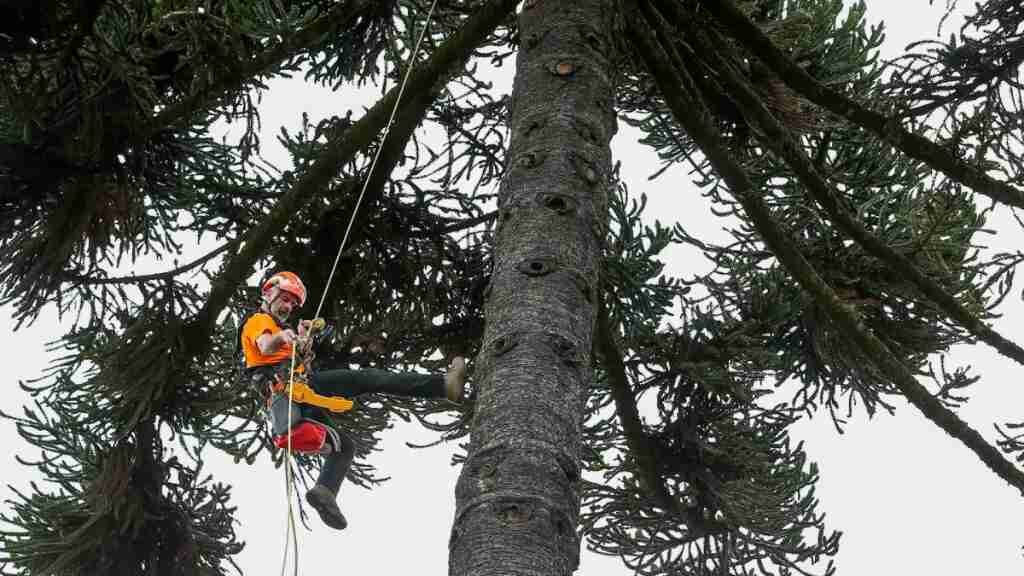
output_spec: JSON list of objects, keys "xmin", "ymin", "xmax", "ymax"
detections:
[{"xmin": 3, "ymin": 1, "xmax": 1023, "ymax": 575}]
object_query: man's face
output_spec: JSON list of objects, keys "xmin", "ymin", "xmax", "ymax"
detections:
[{"xmin": 268, "ymin": 290, "xmax": 301, "ymax": 322}]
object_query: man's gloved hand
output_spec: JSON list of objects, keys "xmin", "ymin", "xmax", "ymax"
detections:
[
  {"xmin": 297, "ymin": 318, "xmax": 326, "ymax": 337},
  {"xmin": 296, "ymin": 318, "xmax": 329, "ymax": 361}
]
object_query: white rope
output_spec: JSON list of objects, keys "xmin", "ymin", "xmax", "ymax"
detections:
[
  {"xmin": 280, "ymin": 345, "xmax": 301, "ymax": 576},
  {"xmin": 312, "ymin": 0, "xmax": 442, "ymax": 321},
  {"xmin": 279, "ymin": 1, "xmax": 441, "ymax": 573}
]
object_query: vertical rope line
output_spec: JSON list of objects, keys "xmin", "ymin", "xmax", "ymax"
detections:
[
  {"xmin": 277, "ymin": 1, "xmax": 441, "ymax": 571},
  {"xmin": 311, "ymin": 0, "xmax": 441, "ymax": 321},
  {"xmin": 281, "ymin": 344, "xmax": 301, "ymax": 576}
]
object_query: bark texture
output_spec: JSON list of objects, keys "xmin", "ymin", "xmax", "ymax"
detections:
[{"xmin": 449, "ymin": 1, "xmax": 616, "ymax": 574}]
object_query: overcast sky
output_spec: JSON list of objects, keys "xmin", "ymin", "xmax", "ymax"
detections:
[{"xmin": 3, "ymin": 1, "xmax": 1023, "ymax": 575}]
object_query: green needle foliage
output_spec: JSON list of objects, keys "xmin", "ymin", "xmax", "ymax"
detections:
[{"xmin": 1, "ymin": 0, "xmax": 1023, "ymax": 574}]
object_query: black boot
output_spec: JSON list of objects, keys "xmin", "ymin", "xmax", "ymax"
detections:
[
  {"xmin": 306, "ymin": 431, "xmax": 354, "ymax": 530},
  {"xmin": 306, "ymin": 484, "xmax": 347, "ymax": 530}
]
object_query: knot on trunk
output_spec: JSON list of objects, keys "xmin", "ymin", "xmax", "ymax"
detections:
[
  {"xmin": 498, "ymin": 502, "xmax": 533, "ymax": 526},
  {"xmin": 517, "ymin": 257, "xmax": 557, "ymax": 277},
  {"xmin": 490, "ymin": 332, "xmax": 520, "ymax": 357},
  {"xmin": 546, "ymin": 331, "xmax": 581, "ymax": 368},
  {"xmin": 514, "ymin": 149, "xmax": 548, "ymax": 169},
  {"xmin": 537, "ymin": 191, "xmax": 577, "ymax": 216},
  {"xmin": 549, "ymin": 59, "xmax": 581, "ymax": 78}
]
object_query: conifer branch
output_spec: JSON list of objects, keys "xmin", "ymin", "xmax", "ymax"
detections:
[
  {"xmin": 626, "ymin": 0, "xmax": 1024, "ymax": 496},
  {"xmin": 145, "ymin": 0, "xmax": 377, "ymax": 137},
  {"xmin": 409, "ymin": 210, "xmax": 497, "ymax": 237},
  {"xmin": 196, "ymin": 0, "xmax": 519, "ymax": 336},
  {"xmin": 596, "ymin": 296, "xmax": 727, "ymax": 538},
  {"xmin": 27, "ymin": 0, "xmax": 379, "ymax": 158},
  {"xmin": 901, "ymin": 47, "xmax": 1024, "ymax": 119},
  {"xmin": 682, "ymin": 24, "xmax": 1024, "ymax": 369},
  {"xmin": 694, "ymin": 0, "xmax": 1024, "ymax": 210}
]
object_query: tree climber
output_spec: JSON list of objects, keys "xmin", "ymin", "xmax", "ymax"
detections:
[{"xmin": 241, "ymin": 271, "xmax": 468, "ymax": 530}]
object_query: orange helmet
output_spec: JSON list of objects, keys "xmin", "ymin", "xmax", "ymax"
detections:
[{"xmin": 262, "ymin": 271, "xmax": 307, "ymax": 307}]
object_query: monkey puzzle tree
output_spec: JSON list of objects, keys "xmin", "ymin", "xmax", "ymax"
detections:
[{"xmin": 2, "ymin": 0, "xmax": 1024, "ymax": 575}]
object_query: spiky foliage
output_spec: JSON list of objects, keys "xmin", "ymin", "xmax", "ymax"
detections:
[
  {"xmin": 0, "ymin": 0, "xmax": 519, "ymax": 573},
  {"xmin": 577, "ymin": 0, "xmax": 1024, "ymax": 574},
  {"xmin": 2, "ymin": 0, "xmax": 1024, "ymax": 575},
  {"xmin": 884, "ymin": 0, "xmax": 1024, "ymax": 186},
  {"xmin": 582, "ymin": 180, "xmax": 839, "ymax": 575}
]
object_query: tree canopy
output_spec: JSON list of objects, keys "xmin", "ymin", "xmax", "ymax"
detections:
[{"xmin": 2, "ymin": 0, "xmax": 1023, "ymax": 574}]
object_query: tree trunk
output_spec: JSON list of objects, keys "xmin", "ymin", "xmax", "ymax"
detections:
[{"xmin": 449, "ymin": 1, "xmax": 615, "ymax": 574}]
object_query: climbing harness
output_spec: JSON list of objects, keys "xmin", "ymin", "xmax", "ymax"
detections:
[
  {"xmin": 272, "ymin": 375, "xmax": 354, "ymax": 422},
  {"xmin": 264, "ymin": 367, "xmax": 353, "ymax": 452},
  {"xmin": 260, "ymin": 318, "xmax": 351, "ymax": 454},
  {"xmin": 275, "ymin": 0, "xmax": 441, "ymax": 572}
]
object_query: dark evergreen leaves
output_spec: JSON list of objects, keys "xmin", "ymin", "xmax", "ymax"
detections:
[
  {"xmin": 2, "ymin": 0, "xmax": 1023, "ymax": 574},
  {"xmin": 584, "ymin": 177, "xmax": 838, "ymax": 576},
  {"xmin": 883, "ymin": 0, "xmax": 1024, "ymax": 195}
]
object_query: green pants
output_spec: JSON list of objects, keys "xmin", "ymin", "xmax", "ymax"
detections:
[
  {"xmin": 308, "ymin": 367, "xmax": 445, "ymax": 400},
  {"xmin": 306, "ymin": 367, "xmax": 445, "ymax": 494}
]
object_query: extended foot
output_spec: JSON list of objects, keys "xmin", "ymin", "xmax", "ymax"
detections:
[
  {"xmin": 306, "ymin": 485, "xmax": 347, "ymax": 530},
  {"xmin": 445, "ymin": 356, "xmax": 467, "ymax": 402}
]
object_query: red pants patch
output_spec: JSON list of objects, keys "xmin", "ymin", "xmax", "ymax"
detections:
[{"xmin": 273, "ymin": 421, "xmax": 327, "ymax": 454}]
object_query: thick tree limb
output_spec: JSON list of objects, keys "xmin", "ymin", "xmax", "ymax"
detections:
[
  {"xmin": 694, "ymin": 0, "xmax": 1024, "ymax": 210},
  {"xmin": 194, "ymin": 0, "xmax": 519, "ymax": 338},
  {"xmin": 681, "ymin": 24, "xmax": 1024, "ymax": 369},
  {"xmin": 596, "ymin": 298, "xmax": 680, "ymax": 511},
  {"xmin": 61, "ymin": 241, "xmax": 237, "ymax": 286},
  {"xmin": 626, "ymin": 0, "xmax": 1024, "ymax": 496},
  {"xmin": 596, "ymin": 296, "xmax": 727, "ymax": 538}
]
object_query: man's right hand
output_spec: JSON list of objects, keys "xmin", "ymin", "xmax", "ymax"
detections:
[
  {"xmin": 257, "ymin": 329, "xmax": 297, "ymax": 355},
  {"xmin": 276, "ymin": 329, "xmax": 298, "ymax": 347}
]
